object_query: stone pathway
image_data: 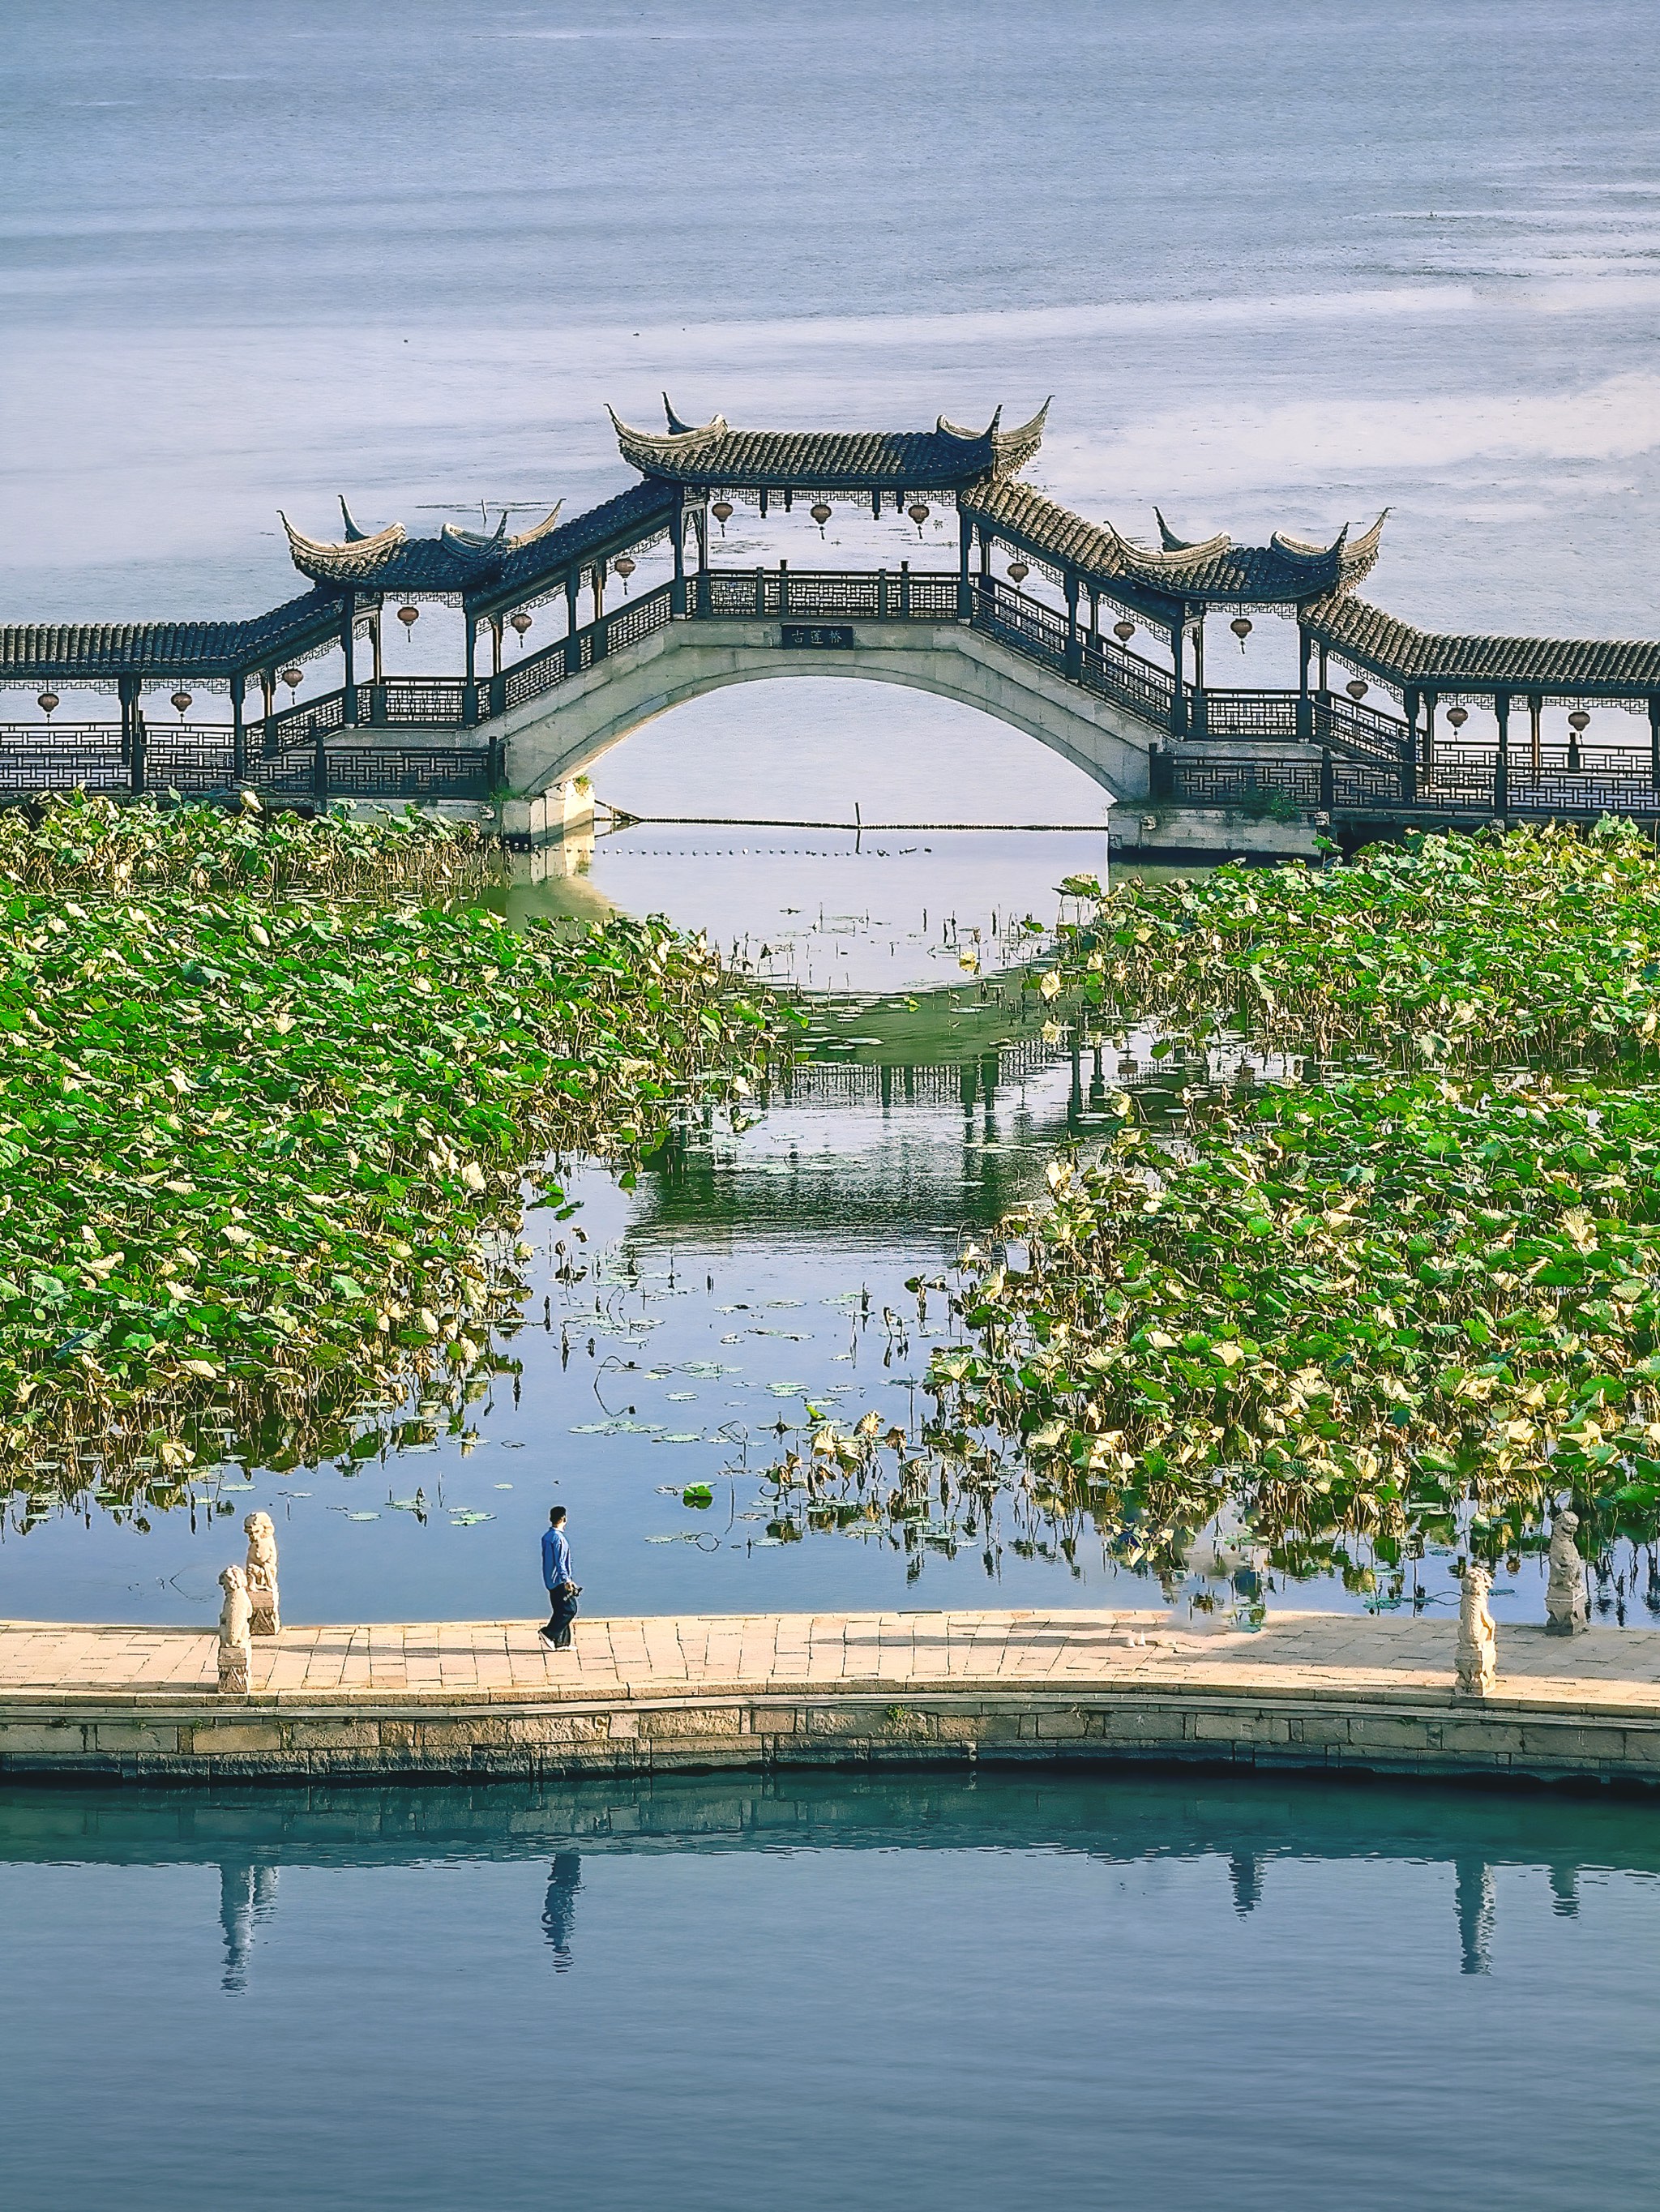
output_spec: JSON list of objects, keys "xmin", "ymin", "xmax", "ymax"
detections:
[{"xmin": 4, "ymin": 1607, "xmax": 1660, "ymax": 1711}]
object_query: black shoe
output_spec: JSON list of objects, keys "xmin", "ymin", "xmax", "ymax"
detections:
[{"xmin": 538, "ymin": 1625, "xmax": 557, "ymax": 1644}]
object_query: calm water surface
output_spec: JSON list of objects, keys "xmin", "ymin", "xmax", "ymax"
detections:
[{"xmin": 2, "ymin": 1769, "xmax": 1658, "ymax": 2212}]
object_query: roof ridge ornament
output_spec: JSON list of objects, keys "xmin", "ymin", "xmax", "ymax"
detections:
[
  {"xmin": 1153, "ymin": 507, "xmax": 1218, "ymax": 554},
  {"xmin": 662, "ymin": 393, "xmax": 704, "ymax": 434},
  {"xmin": 610, "ymin": 404, "xmax": 729, "ymax": 458},
  {"xmin": 280, "ymin": 509, "xmax": 409, "ymax": 582},
  {"xmin": 442, "ymin": 503, "xmax": 566, "ymax": 563},
  {"xmin": 339, "ymin": 497, "xmax": 375, "ymax": 543}
]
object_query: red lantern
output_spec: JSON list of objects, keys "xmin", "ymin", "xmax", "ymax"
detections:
[
  {"xmin": 171, "ymin": 689, "xmax": 193, "ymax": 719},
  {"xmin": 280, "ymin": 665, "xmax": 302, "ymax": 694},
  {"xmin": 510, "ymin": 611, "xmax": 533, "ymax": 644},
  {"xmin": 1230, "ymin": 616, "xmax": 1253, "ymax": 650},
  {"xmin": 396, "ymin": 605, "xmax": 419, "ymax": 632},
  {"xmin": 1113, "ymin": 619, "xmax": 1135, "ymax": 644},
  {"xmin": 614, "ymin": 554, "xmax": 635, "ymax": 593},
  {"xmin": 712, "ymin": 499, "xmax": 734, "ymax": 532},
  {"xmin": 1007, "ymin": 559, "xmax": 1029, "ymax": 586},
  {"xmin": 811, "ymin": 502, "xmax": 832, "ymax": 536},
  {"xmin": 1346, "ymin": 678, "xmax": 1368, "ymax": 701},
  {"xmin": 907, "ymin": 502, "xmax": 931, "ymax": 535},
  {"xmin": 36, "ymin": 690, "xmax": 59, "ymax": 719}
]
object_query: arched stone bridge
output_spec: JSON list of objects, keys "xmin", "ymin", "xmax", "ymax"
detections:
[{"xmin": 6, "ymin": 397, "xmax": 1660, "ymax": 836}]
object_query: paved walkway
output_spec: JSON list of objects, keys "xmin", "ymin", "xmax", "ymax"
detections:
[{"xmin": 5, "ymin": 1607, "xmax": 1660, "ymax": 1711}]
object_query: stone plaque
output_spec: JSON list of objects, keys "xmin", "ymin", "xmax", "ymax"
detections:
[{"xmin": 780, "ymin": 624, "xmax": 855, "ymax": 649}]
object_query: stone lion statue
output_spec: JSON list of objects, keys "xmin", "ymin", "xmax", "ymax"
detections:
[
  {"xmin": 243, "ymin": 1510, "xmax": 280, "ymax": 1637},
  {"xmin": 218, "ymin": 1564, "xmax": 252, "ymax": 1694}
]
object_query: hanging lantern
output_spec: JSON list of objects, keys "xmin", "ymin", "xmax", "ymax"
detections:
[
  {"xmin": 396, "ymin": 605, "xmax": 419, "ymax": 633},
  {"xmin": 907, "ymin": 502, "xmax": 931, "ymax": 536},
  {"xmin": 1008, "ymin": 559, "xmax": 1029, "ymax": 586},
  {"xmin": 1568, "ymin": 709, "xmax": 1590, "ymax": 733},
  {"xmin": 1346, "ymin": 678, "xmax": 1368, "ymax": 701},
  {"xmin": 712, "ymin": 498, "xmax": 734, "ymax": 533},
  {"xmin": 1230, "ymin": 616, "xmax": 1253, "ymax": 650},
  {"xmin": 171, "ymin": 689, "xmax": 193, "ymax": 719},
  {"xmin": 811, "ymin": 502, "xmax": 832, "ymax": 536},
  {"xmin": 1446, "ymin": 705, "xmax": 1469, "ymax": 729},
  {"xmin": 280, "ymin": 665, "xmax": 302, "ymax": 695},
  {"xmin": 614, "ymin": 554, "xmax": 636, "ymax": 593},
  {"xmin": 1113, "ymin": 619, "xmax": 1136, "ymax": 644},
  {"xmin": 36, "ymin": 690, "xmax": 59, "ymax": 719},
  {"xmin": 510, "ymin": 611, "xmax": 533, "ymax": 645}
]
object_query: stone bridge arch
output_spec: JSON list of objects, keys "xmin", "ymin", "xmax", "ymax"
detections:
[{"xmin": 498, "ymin": 612, "xmax": 1162, "ymax": 807}]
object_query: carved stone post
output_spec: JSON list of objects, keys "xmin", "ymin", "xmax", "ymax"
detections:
[
  {"xmin": 244, "ymin": 1510, "xmax": 280, "ymax": 1637},
  {"xmin": 1545, "ymin": 1508, "xmax": 1589, "ymax": 1637},
  {"xmin": 217, "ymin": 1564, "xmax": 253, "ymax": 1694},
  {"xmin": 1455, "ymin": 1562, "xmax": 1497, "ymax": 1696}
]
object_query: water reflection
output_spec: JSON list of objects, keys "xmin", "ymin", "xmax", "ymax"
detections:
[
  {"xmin": 218, "ymin": 1861, "xmax": 279, "ymax": 1994},
  {"xmin": 541, "ymin": 1852, "xmax": 582, "ymax": 1971},
  {"xmin": 7, "ymin": 1771, "xmax": 1658, "ymax": 1998}
]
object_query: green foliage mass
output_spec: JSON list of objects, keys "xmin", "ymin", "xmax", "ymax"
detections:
[
  {"xmin": 0, "ymin": 789, "xmax": 490, "ymax": 900},
  {"xmin": 1054, "ymin": 818, "xmax": 1660, "ymax": 1062},
  {"xmin": 0, "ymin": 804, "xmax": 788, "ymax": 1504},
  {"xmin": 927, "ymin": 1076, "xmax": 1660, "ymax": 1581}
]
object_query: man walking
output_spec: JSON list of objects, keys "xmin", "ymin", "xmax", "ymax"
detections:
[{"xmin": 540, "ymin": 1504, "xmax": 579, "ymax": 1649}]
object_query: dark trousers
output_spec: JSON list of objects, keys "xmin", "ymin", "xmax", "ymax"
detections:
[{"xmin": 544, "ymin": 1586, "xmax": 578, "ymax": 1648}]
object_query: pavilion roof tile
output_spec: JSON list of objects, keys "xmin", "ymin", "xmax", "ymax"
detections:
[
  {"xmin": 1303, "ymin": 595, "xmax": 1660, "ymax": 695},
  {"xmin": 0, "ymin": 590, "xmax": 344, "ymax": 682},
  {"xmin": 965, "ymin": 480, "xmax": 1386, "ymax": 607},
  {"xmin": 610, "ymin": 400, "xmax": 1049, "ymax": 490}
]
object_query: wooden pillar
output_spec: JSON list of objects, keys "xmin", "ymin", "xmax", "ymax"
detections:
[
  {"xmin": 371, "ymin": 607, "xmax": 383, "ymax": 683},
  {"xmin": 1063, "ymin": 569, "xmax": 1082, "ymax": 679},
  {"xmin": 340, "ymin": 596, "xmax": 357, "ymax": 725},
  {"xmin": 564, "ymin": 571, "xmax": 581, "ymax": 672},
  {"xmin": 1170, "ymin": 616, "xmax": 1187, "ymax": 738},
  {"xmin": 463, "ymin": 610, "xmax": 478, "ymax": 728},
  {"xmin": 1297, "ymin": 627, "xmax": 1315, "ymax": 741},
  {"xmin": 118, "ymin": 674, "xmax": 136, "ymax": 768},
  {"xmin": 1403, "ymin": 687, "xmax": 1420, "ymax": 796},
  {"xmin": 670, "ymin": 491, "xmax": 687, "ymax": 617},
  {"xmin": 231, "ymin": 672, "xmax": 247, "ymax": 784},
  {"xmin": 593, "ymin": 563, "xmax": 605, "ymax": 621},
  {"xmin": 1190, "ymin": 612, "xmax": 1206, "ymax": 738},
  {"xmin": 1528, "ymin": 693, "xmax": 1542, "ymax": 775},
  {"xmin": 957, "ymin": 508, "xmax": 973, "ymax": 619},
  {"xmin": 1317, "ymin": 642, "xmax": 1329, "ymax": 695},
  {"xmin": 1423, "ymin": 694, "xmax": 1437, "ymax": 788},
  {"xmin": 490, "ymin": 615, "xmax": 503, "ymax": 678},
  {"xmin": 1493, "ymin": 691, "xmax": 1511, "ymax": 815},
  {"xmin": 130, "ymin": 697, "xmax": 148, "ymax": 798},
  {"xmin": 1649, "ymin": 696, "xmax": 1660, "ymax": 794}
]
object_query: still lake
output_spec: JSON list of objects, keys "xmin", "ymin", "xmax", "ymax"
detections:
[{"xmin": 3, "ymin": 1768, "xmax": 1659, "ymax": 2212}]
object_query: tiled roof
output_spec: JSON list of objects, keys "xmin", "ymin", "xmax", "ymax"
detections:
[
  {"xmin": 0, "ymin": 590, "xmax": 344, "ymax": 682},
  {"xmin": 965, "ymin": 481, "xmax": 1387, "ymax": 607},
  {"xmin": 1304, "ymin": 594, "xmax": 1660, "ymax": 694},
  {"xmin": 610, "ymin": 400, "xmax": 1048, "ymax": 489},
  {"xmin": 284, "ymin": 481, "xmax": 677, "ymax": 598}
]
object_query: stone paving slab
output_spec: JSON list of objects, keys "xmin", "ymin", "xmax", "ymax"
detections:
[{"xmin": 4, "ymin": 1607, "xmax": 1660, "ymax": 1715}]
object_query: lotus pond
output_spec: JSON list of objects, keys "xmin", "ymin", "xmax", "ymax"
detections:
[{"xmin": 6, "ymin": 802, "xmax": 1660, "ymax": 1631}]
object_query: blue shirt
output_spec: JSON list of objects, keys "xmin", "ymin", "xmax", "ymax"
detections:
[{"xmin": 541, "ymin": 1525, "xmax": 573, "ymax": 1591}]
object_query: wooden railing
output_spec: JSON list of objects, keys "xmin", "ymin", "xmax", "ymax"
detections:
[{"xmin": 4, "ymin": 569, "xmax": 1658, "ymax": 821}]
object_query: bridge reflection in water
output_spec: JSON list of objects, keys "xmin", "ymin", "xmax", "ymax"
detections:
[{"xmin": 7, "ymin": 397, "xmax": 1660, "ymax": 834}]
